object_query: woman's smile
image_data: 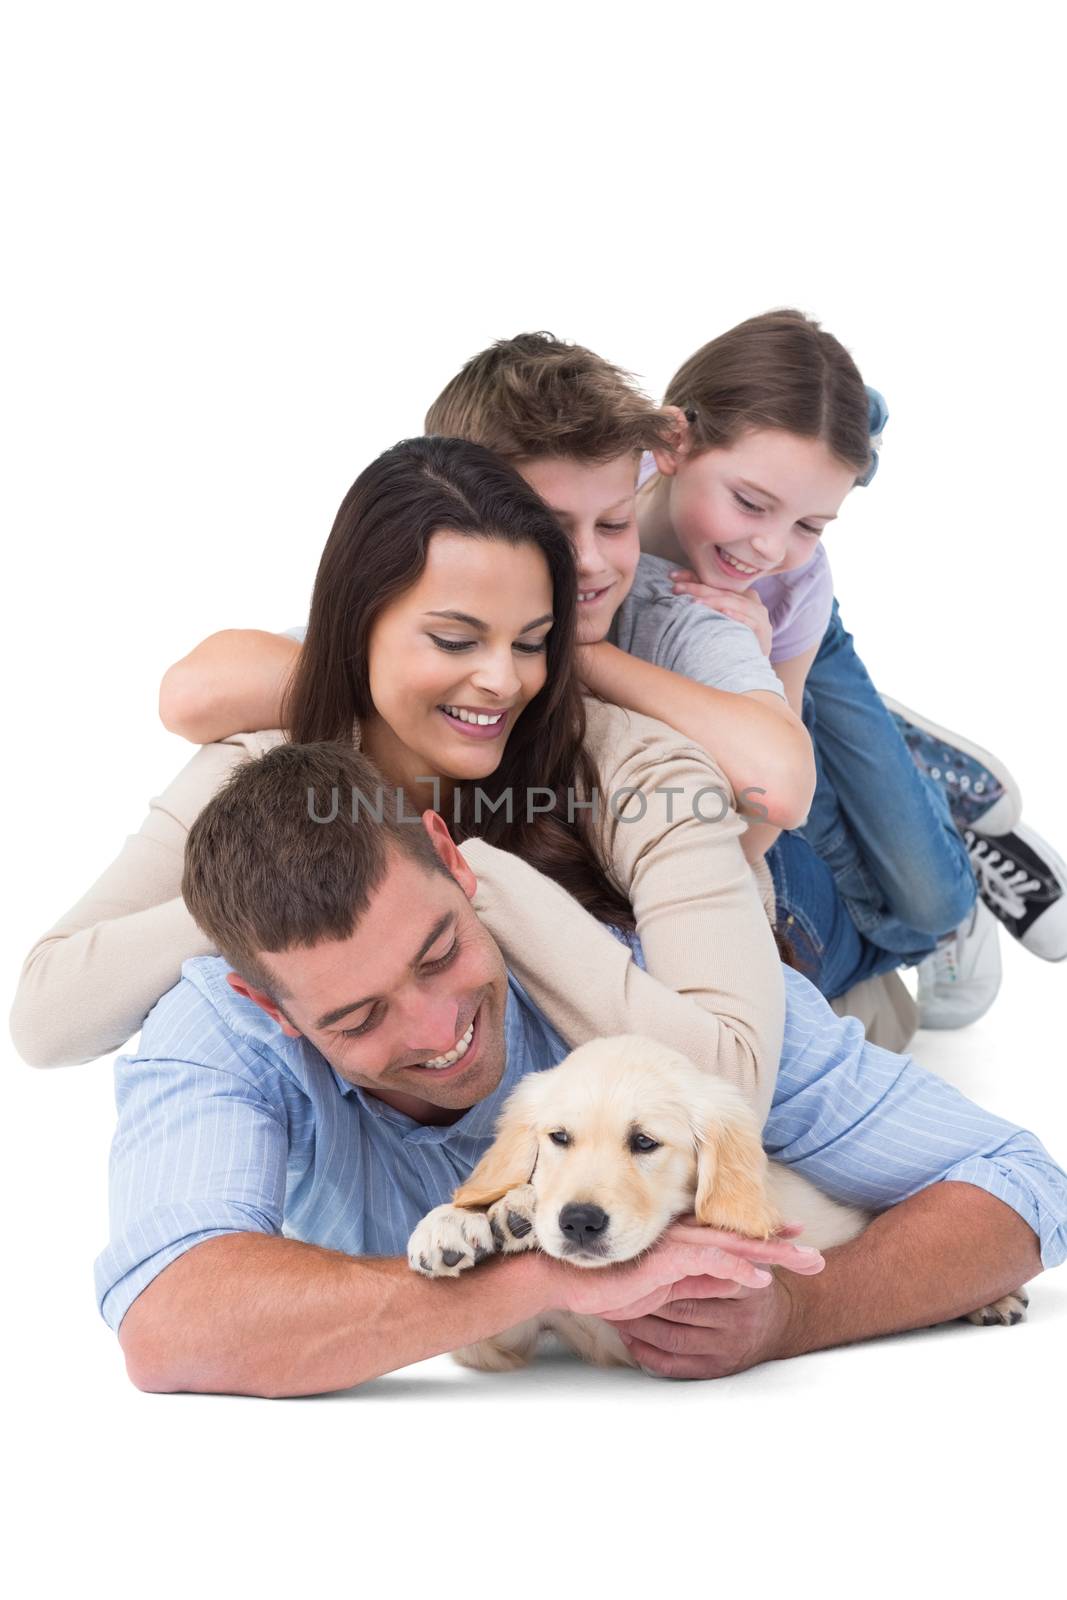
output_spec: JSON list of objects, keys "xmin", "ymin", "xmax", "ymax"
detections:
[{"xmin": 364, "ymin": 531, "xmax": 554, "ymax": 789}]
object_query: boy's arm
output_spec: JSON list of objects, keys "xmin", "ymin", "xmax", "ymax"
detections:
[
  {"xmin": 159, "ymin": 629, "xmax": 300, "ymax": 744},
  {"xmin": 577, "ymin": 641, "xmax": 814, "ymax": 830},
  {"xmin": 771, "ymin": 644, "xmax": 820, "ymax": 718}
]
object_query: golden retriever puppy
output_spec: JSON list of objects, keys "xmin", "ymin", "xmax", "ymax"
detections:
[{"xmin": 407, "ymin": 1036, "xmax": 1027, "ymax": 1371}]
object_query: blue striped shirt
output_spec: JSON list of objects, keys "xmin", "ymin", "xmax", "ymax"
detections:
[{"xmin": 95, "ymin": 957, "xmax": 1067, "ymax": 1331}]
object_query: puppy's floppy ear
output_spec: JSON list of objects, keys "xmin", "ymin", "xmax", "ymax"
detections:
[
  {"xmin": 452, "ymin": 1099, "xmax": 539, "ymax": 1209},
  {"xmin": 692, "ymin": 1090, "xmax": 782, "ymax": 1240}
]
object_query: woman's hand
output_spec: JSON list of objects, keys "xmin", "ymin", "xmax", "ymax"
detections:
[{"xmin": 669, "ymin": 569, "xmax": 773, "ymax": 657}]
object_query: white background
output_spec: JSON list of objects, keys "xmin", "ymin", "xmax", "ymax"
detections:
[{"xmin": 3, "ymin": 3, "xmax": 1065, "ymax": 1595}]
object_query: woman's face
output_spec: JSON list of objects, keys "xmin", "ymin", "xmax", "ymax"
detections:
[
  {"xmin": 363, "ymin": 530, "xmax": 555, "ymax": 789},
  {"xmin": 667, "ymin": 428, "xmax": 857, "ymax": 591}
]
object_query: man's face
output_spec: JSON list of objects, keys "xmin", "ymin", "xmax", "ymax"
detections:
[
  {"xmin": 232, "ymin": 842, "xmax": 510, "ymax": 1125},
  {"xmin": 517, "ymin": 454, "xmax": 641, "ymax": 644}
]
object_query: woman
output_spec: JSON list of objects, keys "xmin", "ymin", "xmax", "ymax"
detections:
[{"xmin": 11, "ymin": 438, "xmax": 785, "ymax": 1118}]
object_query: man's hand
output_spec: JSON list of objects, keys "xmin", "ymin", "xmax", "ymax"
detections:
[
  {"xmin": 592, "ymin": 1219, "xmax": 820, "ymax": 1379},
  {"xmin": 551, "ymin": 1220, "xmax": 823, "ymax": 1324},
  {"xmin": 669, "ymin": 569, "xmax": 774, "ymax": 656},
  {"xmin": 608, "ymin": 1275, "xmax": 795, "ymax": 1379}
]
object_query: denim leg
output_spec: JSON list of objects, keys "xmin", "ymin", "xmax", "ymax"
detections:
[
  {"xmin": 797, "ymin": 599, "xmax": 977, "ymax": 957},
  {"xmin": 767, "ymin": 831, "xmax": 905, "ymax": 998}
]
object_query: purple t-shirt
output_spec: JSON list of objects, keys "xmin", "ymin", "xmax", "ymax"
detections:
[
  {"xmin": 751, "ymin": 544, "xmax": 833, "ymax": 664},
  {"xmin": 638, "ymin": 453, "xmax": 834, "ymax": 664}
]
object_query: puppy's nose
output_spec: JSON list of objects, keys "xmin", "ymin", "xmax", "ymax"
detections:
[{"xmin": 558, "ymin": 1203, "xmax": 609, "ymax": 1242}]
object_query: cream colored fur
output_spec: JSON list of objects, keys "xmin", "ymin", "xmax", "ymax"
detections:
[{"xmin": 407, "ymin": 1035, "xmax": 1026, "ymax": 1371}]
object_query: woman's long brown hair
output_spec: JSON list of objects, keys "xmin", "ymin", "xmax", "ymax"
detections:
[{"xmin": 284, "ymin": 435, "xmax": 635, "ymax": 929}]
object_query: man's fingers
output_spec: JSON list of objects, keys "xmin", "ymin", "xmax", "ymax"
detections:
[
  {"xmin": 655, "ymin": 1242, "xmax": 774, "ymax": 1288},
  {"xmin": 666, "ymin": 1274, "xmax": 754, "ymax": 1304},
  {"xmin": 618, "ymin": 1333, "xmax": 721, "ymax": 1381},
  {"xmin": 664, "ymin": 1220, "xmax": 824, "ymax": 1275}
]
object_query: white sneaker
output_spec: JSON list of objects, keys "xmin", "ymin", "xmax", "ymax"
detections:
[{"xmin": 916, "ymin": 901, "xmax": 1002, "ymax": 1029}]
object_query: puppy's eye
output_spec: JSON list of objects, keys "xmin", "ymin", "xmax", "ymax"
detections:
[
  {"xmin": 629, "ymin": 1133, "xmax": 661, "ymax": 1154},
  {"xmin": 548, "ymin": 1129, "xmax": 570, "ymax": 1147}
]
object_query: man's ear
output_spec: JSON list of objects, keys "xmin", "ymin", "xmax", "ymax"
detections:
[
  {"xmin": 421, "ymin": 809, "xmax": 477, "ymax": 900},
  {"xmin": 649, "ymin": 405, "xmax": 692, "ymax": 478},
  {"xmin": 225, "ymin": 971, "xmax": 302, "ymax": 1038}
]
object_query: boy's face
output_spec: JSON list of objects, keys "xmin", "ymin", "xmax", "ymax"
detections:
[{"xmin": 517, "ymin": 455, "xmax": 641, "ymax": 644}]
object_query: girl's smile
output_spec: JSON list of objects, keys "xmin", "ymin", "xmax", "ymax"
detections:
[{"xmin": 655, "ymin": 427, "xmax": 859, "ymax": 593}]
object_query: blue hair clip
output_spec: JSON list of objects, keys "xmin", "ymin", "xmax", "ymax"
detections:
[{"xmin": 856, "ymin": 385, "xmax": 888, "ymax": 486}]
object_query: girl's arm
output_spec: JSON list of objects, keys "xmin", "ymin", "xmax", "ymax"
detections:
[
  {"xmin": 577, "ymin": 640, "xmax": 815, "ymax": 831},
  {"xmin": 463, "ymin": 699, "xmax": 785, "ymax": 1126},
  {"xmin": 160, "ymin": 630, "xmax": 301, "ymax": 745},
  {"xmin": 9, "ymin": 731, "xmax": 283, "ymax": 1067}
]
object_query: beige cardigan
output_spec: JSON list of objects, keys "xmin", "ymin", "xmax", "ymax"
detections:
[{"xmin": 10, "ymin": 700, "xmax": 787, "ymax": 1122}]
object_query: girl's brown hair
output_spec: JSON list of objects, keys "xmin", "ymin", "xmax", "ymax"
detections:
[
  {"xmin": 284, "ymin": 436, "xmax": 635, "ymax": 930},
  {"xmin": 664, "ymin": 309, "xmax": 872, "ymax": 477}
]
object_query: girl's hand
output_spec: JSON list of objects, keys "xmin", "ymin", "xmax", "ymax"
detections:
[{"xmin": 669, "ymin": 569, "xmax": 773, "ymax": 657}]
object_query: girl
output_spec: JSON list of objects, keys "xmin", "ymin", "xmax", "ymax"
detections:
[
  {"xmin": 637, "ymin": 310, "xmax": 1067, "ymax": 1022},
  {"xmin": 11, "ymin": 437, "xmax": 786, "ymax": 1122}
]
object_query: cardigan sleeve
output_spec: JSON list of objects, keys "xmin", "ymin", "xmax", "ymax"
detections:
[
  {"xmin": 461, "ymin": 699, "xmax": 785, "ymax": 1124},
  {"xmin": 9, "ymin": 731, "xmax": 283, "ymax": 1068}
]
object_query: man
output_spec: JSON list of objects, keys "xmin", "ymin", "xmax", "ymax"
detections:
[{"xmin": 101, "ymin": 742, "xmax": 1067, "ymax": 1396}]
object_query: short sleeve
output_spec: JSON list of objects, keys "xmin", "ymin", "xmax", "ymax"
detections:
[
  {"xmin": 755, "ymin": 546, "xmax": 834, "ymax": 664},
  {"xmin": 654, "ymin": 604, "xmax": 786, "ymax": 697}
]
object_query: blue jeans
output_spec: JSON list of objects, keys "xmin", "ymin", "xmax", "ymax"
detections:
[{"xmin": 767, "ymin": 599, "xmax": 977, "ymax": 997}]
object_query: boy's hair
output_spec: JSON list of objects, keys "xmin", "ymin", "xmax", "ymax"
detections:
[
  {"xmin": 664, "ymin": 309, "xmax": 873, "ymax": 478},
  {"xmin": 182, "ymin": 741, "xmax": 451, "ymax": 996},
  {"xmin": 425, "ymin": 331, "xmax": 676, "ymax": 464}
]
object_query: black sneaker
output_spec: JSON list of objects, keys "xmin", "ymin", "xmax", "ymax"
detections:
[{"xmin": 965, "ymin": 824, "xmax": 1067, "ymax": 961}]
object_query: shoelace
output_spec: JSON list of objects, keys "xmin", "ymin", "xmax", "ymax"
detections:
[{"xmin": 967, "ymin": 836, "xmax": 1041, "ymax": 920}]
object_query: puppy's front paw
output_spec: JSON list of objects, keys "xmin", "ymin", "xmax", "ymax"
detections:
[
  {"xmin": 487, "ymin": 1184, "xmax": 539, "ymax": 1254},
  {"xmin": 966, "ymin": 1287, "xmax": 1029, "ymax": 1327},
  {"xmin": 407, "ymin": 1205, "xmax": 495, "ymax": 1278}
]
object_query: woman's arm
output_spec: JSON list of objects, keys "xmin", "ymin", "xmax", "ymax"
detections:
[
  {"xmin": 159, "ymin": 630, "xmax": 300, "ymax": 745},
  {"xmin": 9, "ymin": 732, "xmax": 282, "ymax": 1067},
  {"xmin": 576, "ymin": 641, "xmax": 815, "ymax": 831},
  {"xmin": 462, "ymin": 700, "xmax": 786, "ymax": 1125}
]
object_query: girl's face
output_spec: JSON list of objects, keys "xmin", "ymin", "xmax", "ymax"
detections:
[
  {"xmin": 665, "ymin": 428, "xmax": 858, "ymax": 591},
  {"xmin": 363, "ymin": 530, "xmax": 554, "ymax": 790}
]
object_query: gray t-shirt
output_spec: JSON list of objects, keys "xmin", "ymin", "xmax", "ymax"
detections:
[{"xmin": 608, "ymin": 554, "xmax": 785, "ymax": 698}]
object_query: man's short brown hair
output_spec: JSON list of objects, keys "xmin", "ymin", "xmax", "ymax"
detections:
[
  {"xmin": 425, "ymin": 331, "xmax": 675, "ymax": 464},
  {"xmin": 182, "ymin": 742, "xmax": 451, "ymax": 995}
]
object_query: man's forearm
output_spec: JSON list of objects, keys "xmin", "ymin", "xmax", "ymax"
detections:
[
  {"xmin": 778, "ymin": 1182, "xmax": 1043, "ymax": 1358},
  {"xmin": 120, "ymin": 1233, "xmax": 559, "ymax": 1398}
]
